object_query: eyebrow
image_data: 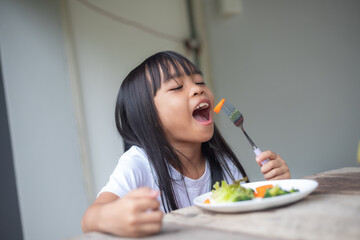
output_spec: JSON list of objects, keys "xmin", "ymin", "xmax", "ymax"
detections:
[
  {"xmin": 164, "ymin": 77, "xmax": 181, "ymax": 86},
  {"xmin": 161, "ymin": 61, "xmax": 202, "ymax": 80},
  {"xmin": 162, "ymin": 69, "xmax": 184, "ymax": 82}
]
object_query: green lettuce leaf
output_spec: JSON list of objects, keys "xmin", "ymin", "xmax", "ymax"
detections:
[{"xmin": 211, "ymin": 180, "xmax": 255, "ymax": 203}]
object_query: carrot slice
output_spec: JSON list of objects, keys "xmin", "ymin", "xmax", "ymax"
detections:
[
  {"xmin": 203, "ymin": 198, "xmax": 211, "ymax": 204},
  {"xmin": 254, "ymin": 184, "xmax": 274, "ymax": 198},
  {"xmin": 214, "ymin": 99, "xmax": 225, "ymax": 113}
]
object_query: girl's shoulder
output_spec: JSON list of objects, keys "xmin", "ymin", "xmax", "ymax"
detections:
[
  {"xmin": 113, "ymin": 145, "xmax": 154, "ymax": 184},
  {"xmin": 112, "ymin": 145, "xmax": 154, "ymax": 179},
  {"xmin": 118, "ymin": 145, "xmax": 150, "ymax": 167},
  {"xmin": 98, "ymin": 146, "xmax": 155, "ymax": 197}
]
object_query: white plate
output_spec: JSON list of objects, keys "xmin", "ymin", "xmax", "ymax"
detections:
[{"xmin": 193, "ymin": 179, "xmax": 318, "ymax": 213}]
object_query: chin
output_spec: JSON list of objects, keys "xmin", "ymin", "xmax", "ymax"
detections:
[{"xmin": 200, "ymin": 127, "xmax": 214, "ymax": 142}]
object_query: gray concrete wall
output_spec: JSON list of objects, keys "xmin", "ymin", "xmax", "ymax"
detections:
[
  {"xmin": 204, "ymin": 0, "xmax": 360, "ymax": 180},
  {"xmin": 0, "ymin": 0, "xmax": 87, "ymax": 239}
]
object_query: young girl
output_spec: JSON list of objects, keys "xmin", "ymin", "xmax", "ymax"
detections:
[{"xmin": 81, "ymin": 51, "xmax": 290, "ymax": 237}]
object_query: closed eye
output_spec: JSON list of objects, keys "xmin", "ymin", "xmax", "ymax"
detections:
[
  {"xmin": 170, "ymin": 85, "xmax": 183, "ymax": 91},
  {"xmin": 196, "ymin": 82, "xmax": 206, "ymax": 85}
]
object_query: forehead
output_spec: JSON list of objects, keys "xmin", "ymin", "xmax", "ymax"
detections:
[
  {"xmin": 145, "ymin": 57, "xmax": 202, "ymax": 94},
  {"xmin": 162, "ymin": 59, "xmax": 200, "ymax": 80},
  {"xmin": 160, "ymin": 64, "xmax": 189, "ymax": 83}
]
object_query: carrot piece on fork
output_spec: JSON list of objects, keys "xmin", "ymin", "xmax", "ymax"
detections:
[{"xmin": 214, "ymin": 98, "xmax": 225, "ymax": 113}]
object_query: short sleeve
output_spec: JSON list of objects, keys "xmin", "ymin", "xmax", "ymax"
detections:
[{"xmin": 98, "ymin": 146, "xmax": 153, "ymax": 198}]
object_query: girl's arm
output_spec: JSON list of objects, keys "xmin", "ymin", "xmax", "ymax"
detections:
[
  {"xmin": 81, "ymin": 188, "xmax": 163, "ymax": 237},
  {"xmin": 255, "ymin": 151, "xmax": 291, "ymax": 180}
]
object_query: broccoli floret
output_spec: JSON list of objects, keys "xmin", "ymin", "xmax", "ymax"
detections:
[{"xmin": 263, "ymin": 185, "xmax": 299, "ymax": 198}]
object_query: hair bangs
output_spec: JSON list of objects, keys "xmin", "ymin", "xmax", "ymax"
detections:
[{"xmin": 144, "ymin": 51, "xmax": 202, "ymax": 96}]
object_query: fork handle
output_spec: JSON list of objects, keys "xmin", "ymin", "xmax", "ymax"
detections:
[{"xmin": 254, "ymin": 148, "xmax": 269, "ymax": 166}]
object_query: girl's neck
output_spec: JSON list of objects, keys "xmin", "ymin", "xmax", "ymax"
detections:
[{"xmin": 171, "ymin": 142, "xmax": 205, "ymax": 180}]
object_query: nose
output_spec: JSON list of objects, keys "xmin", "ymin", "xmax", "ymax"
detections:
[{"xmin": 191, "ymin": 83, "xmax": 205, "ymax": 96}]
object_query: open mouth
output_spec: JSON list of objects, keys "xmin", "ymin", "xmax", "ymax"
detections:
[{"xmin": 192, "ymin": 102, "xmax": 211, "ymax": 123}]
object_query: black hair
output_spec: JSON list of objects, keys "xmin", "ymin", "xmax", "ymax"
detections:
[{"xmin": 115, "ymin": 51, "xmax": 248, "ymax": 212}]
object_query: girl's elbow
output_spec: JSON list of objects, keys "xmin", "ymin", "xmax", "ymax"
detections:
[
  {"xmin": 81, "ymin": 213, "xmax": 89, "ymax": 233},
  {"xmin": 81, "ymin": 208, "xmax": 97, "ymax": 233}
]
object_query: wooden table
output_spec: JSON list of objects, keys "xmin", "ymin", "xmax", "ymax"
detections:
[{"xmin": 67, "ymin": 167, "xmax": 360, "ymax": 240}]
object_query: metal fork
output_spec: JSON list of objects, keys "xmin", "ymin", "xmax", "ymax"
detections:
[{"xmin": 219, "ymin": 99, "xmax": 269, "ymax": 166}]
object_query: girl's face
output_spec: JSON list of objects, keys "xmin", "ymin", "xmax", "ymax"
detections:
[{"xmin": 154, "ymin": 73, "xmax": 214, "ymax": 147}]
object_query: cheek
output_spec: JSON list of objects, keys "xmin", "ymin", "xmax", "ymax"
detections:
[
  {"xmin": 207, "ymin": 89, "xmax": 215, "ymax": 105},
  {"xmin": 155, "ymin": 100, "xmax": 182, "ymax": 128},
  {"xmin": 161, "ymin": 106, "xmax": 187, "ymax": 127},
  {"xmin": 206, "ymin": 89, "xmax": 215, "ymax": 115}
]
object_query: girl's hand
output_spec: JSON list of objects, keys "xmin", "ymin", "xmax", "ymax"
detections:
[
  {"xmin": 82, "ymin": 188, "xmax": 163, "ymax": 238},
  {"xmin": 255, "ymin": 151, "xmax": 291, "ymax": 180}
]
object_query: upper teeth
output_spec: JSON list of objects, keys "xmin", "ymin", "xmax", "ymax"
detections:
[{"xmin": 195, "ymin": 102, "xmax": 209, "ymax": 110}]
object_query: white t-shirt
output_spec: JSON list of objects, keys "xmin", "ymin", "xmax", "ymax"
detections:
[{"xmin": 99, "ymin": 146, "xmax": 244, "ymax": 212}]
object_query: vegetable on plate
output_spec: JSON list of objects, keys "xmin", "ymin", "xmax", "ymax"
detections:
[
  {"xmin": 254, "ymin": 184, "xmax": 274, "ymax": 198},
  {"xmin": 263, "ymin": 185, "xmax": 299, "ymax": 198},
  {"xmin": 208, "ymin": 180, "xmax": 299, "ymax": 203},
  {"xmin": 211, "ymin": 180, "xmax": 255, "ymax": 203}
]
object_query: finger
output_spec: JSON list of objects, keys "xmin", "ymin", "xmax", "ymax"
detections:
[
  {"xmin": 263, "ymin": 168, "xmax": 278, "ymax": 180},
  {"xmin": 263, "ymin": 166, "xmax": 288, "ymax": 180},
  {"xmin": 136, "ymin": 222, "xmax": 163, "ymax": 237},
  {"xmin": 255, "ymin": 151, "xmax": 278, "ymax": 165},
  {"xmin": 266, "ymin": 170, "xmax": 291, "ymax": 180},
  {"xmin": 137, "ymin": 210, "xmax": 163, "ymax": 224},
  {"xmin": 260, "ymin": 159, "xmax": 281, "ymax": 174},
  {"xmin": 131, "ymin": 198, "xmax": 161, "ymax": 212},
  {"xmin": 125, "ymin": 212, "xmax": 163, "ymax": 238},
  {"xmin": 268, "ymin": 173, "xmax": 291, "ymax": 180},
  {"xmin": 125, "ymin": 222, "xmax": 162, "ymax": 238},
  {"xmin": 126, "ymin": 188, "xmax": 159, "ymax": 199}
]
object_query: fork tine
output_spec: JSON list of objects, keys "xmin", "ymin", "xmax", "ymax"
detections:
[
  {"xmin": 224, "ymin": 100, "xmax": 236, "ymax": 111},
  {"xmin": 223, "ymin": 102, "xmax": 237, "ymax": 118},
  {"xmin": 223, "ymin": 103, "xmax": 233, "ymax": 112},
  {"xmin": 222, "ymin": 105, "xmax": 233, "ymax": 116}
]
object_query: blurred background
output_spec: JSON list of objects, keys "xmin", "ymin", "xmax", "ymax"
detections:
[{"xmin": 1, "ymin": 0, "xmax": 359, "ymax": 239}]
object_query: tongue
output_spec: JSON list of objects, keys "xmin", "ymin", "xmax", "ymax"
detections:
[{"xmin": 193, "ymin": 109, "xmax": 209, "ymax": 122}]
